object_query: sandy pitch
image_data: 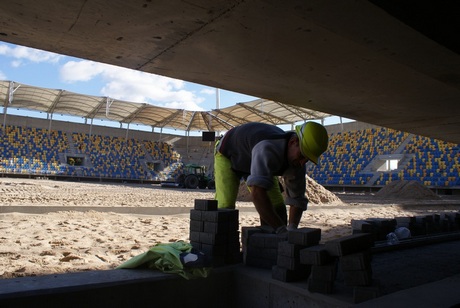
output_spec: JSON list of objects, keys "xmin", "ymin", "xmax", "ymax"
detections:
[{"xmin": 0, "ymin": 177, "xmax": 458, "ymax": 279}]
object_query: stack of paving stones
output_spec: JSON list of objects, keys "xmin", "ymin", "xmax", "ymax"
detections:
[
  {"xmin": 241, "ymin": 226, "xmax": 287, "ymax": 269},
  {"xmin": 272, "ymin": 228, "xmax": 321, "ymax": 282},
  {"xmin": 189, "ymin": 199, "xmax": 241, "ymax": 267},
  {"xmin": 351, "ymin": 218, "xmax": 397, "ymax": 241},
  {"xmin": 243, "ymin": 225, "xmax": 382, "ymax": 303},
  {"xmin": 300, "ymin": 243, "xmax": 337, "ymax": 294},
  {"xmin": 352, "ymin": 211, "xmax": 460, "ymax": 239},
  {"xmin": 297, "ymin": 233, "xmax": 377, "ymax": 301},
  {"xmin": 324, "ymin": 233, "xmax": 379, "ymax": 303}
]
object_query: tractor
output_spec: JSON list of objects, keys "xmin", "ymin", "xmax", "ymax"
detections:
[{"xmin": 176, "ymin": 163, "xmax": 215, "ymax": 189}]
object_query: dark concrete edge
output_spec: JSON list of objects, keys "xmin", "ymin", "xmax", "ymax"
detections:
[
  {"xmin": 372, "ymin": 231, "xmax": 460, "ymax": 253},
  {"xmin": 354, "ymin": 273, "xmax": 460, "ymax": 308},
  {"xmin": 1, "ymin": 263, "xmax": 460, "ymax": 307},
  {"xmin": 0, "ymin": 268, "xmax": 179, "ymax": 299}
]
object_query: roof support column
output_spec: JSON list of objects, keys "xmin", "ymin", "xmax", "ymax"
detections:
[
  {"xmin": 3, "ymin": 81, "xmax": 20, "ymax": 130},
  {"xmin": 48, "ymin": 113, "xmax": 53, "ymax": 132},
  {"xmin": 125, "ymin": 123, "xmax": 130, "ymax": 139},
  {"xmin": 89, "ymin": 118, "xmax": 93, "ymax": 138}
]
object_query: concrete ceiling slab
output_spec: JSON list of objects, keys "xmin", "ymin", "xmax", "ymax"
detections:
[{"xmin": 0, "ymin": 0, "xmax": 459, "ymax": 143}]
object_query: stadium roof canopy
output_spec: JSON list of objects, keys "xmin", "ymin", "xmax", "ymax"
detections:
[{"xmin": 0, "ymin": 80, "xmax": 331, "ymax": 132}]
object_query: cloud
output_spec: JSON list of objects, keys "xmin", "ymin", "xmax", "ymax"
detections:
[
  {"xmin": 60, "ymin": 60, "xmax": 206, "ymax": 110},
  {"xmin": 200, "ymin": 88, "xmax": 216, "ymax": 95},
  {"xmin": 0, "ymin": 43, "xmax": 62, "ymax": 65},
  {"xmin": 60, "ymin": 60, "xmax": 107, "ymax": 82}
]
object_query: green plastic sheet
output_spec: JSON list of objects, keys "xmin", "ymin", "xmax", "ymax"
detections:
[{"xmin": 116, "ymin": 241, "xmax": 211, "ymax": 280}]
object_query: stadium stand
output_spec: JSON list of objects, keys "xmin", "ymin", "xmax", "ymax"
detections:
[
  {"xmin": 0, "ymin": 124, "xmax": 182, "ymax": 182},
  {"xmin": 0, "ymin": 121, "xmax": 459, "ymax": 193},
  {"xmin": 306, "ymin": 126, "xmax": 460, "ymax": 192}
]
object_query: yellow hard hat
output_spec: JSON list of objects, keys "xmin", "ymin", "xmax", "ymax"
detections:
[{"xmin": 295, "ymin": 122, "xmax": 329, "ymax": 165}]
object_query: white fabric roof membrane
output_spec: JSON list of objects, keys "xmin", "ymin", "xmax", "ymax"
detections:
[{"xmin": 1, "ymin": 80, "xmax": 330, "ymax": 132}]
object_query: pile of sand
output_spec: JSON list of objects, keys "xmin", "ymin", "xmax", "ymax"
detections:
[
  {"xmin": 305, "ymin": 175, "xmax": 342, "ymax": 204},
  {"xmin": 375, "ymin": 180, "xmax": 441, "ymax": 200},
  {"xmin": 237, "ymin": 175, "xmax": 341, "ymax": 204}
]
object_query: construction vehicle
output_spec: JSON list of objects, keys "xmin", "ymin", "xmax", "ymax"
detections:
[{"xmin": 176, "ymin": 163, "xmax": 215, "ymax": 189}]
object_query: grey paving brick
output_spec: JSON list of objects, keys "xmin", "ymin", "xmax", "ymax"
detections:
[
  {"xmin": 310, "ymin": 262, "xmax": 338, "ymax": 282},
  {"xmin": 325, "ymin": 233, "xmax": 374, "ymax": 256},
  {"xmin": 190, "ymin": 209, "xmax": 202, "ymax": 221},
  {"xmin": 204, "ymin": 221, "xmax": 229, "ymax": 234},
  {"xmin": 249, "ymin": 233, "xmax": 287, "ymax": 249},
  {"xmin": 278, "ymin": 241, "xmax": 302, "ymax": 257},
  {"xmin": 189, "ymin": 219, "xmax": 204, "ymax": 232},
  {"xmin": 339, "ymin": 250, "xmax": 372, "ymax": 271},
  {"xmin": 343, "ymin": 268, "xmax": 373, "ymax": 286},
  {"xmin": 299, "ymin": 244, "xmax": 333, "ymax": 265},
  {"xmin": 277, "ymin": 254, "xmax": 307, "ymax": 271},
  {"xmin": 288, "ymin": 227, "xmax": 321, "ymax": 246},
  {"xmin": 194, "ymin": 199, "xmax": 218, "ymax": 211},
  {"xmin": 202, "ymin": 209, "xmax": 239, "ymax": 223}
]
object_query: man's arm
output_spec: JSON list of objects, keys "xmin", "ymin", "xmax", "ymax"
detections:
[
  {"xmin": 249, "ymin": 185, "xmax": 285, "ymax": 230},
  {"xmin": 288, "ymin": 206, "xmax": 304, "ymax": 229}
]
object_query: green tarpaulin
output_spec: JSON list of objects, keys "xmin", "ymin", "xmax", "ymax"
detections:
[{"xmin": 117, "ymin": 241, "xmax": 210, "ymax": 280}]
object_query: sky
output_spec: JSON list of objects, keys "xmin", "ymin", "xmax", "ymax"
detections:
[{"xmin": 0, "ymin": 41, "xmax": 351, "ymax": 135}]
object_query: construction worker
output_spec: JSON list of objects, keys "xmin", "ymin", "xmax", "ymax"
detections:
[{"xmin": 214, "ymin": 121, "xmax": 329, "ymax": 233}]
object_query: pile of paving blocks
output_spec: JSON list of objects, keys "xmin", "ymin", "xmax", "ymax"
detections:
[
  {"xmin": 241, "ymin": 226, "xmax": 288, "ymax": 269},
  {"xmin": 242, "ymin": 226, "xmax": 380, "ymax": 302},
  {"xmin": 299, "ymin": 233, "xmax": 376, "ymax": 300},
  {"xmin": 352, "ymin": 211, "xmax": 460, "ymax": 240},
  {"xmin": 323, "ymin": 233, "xmax": 379, "ymax": 303},
  {"xmin": 272, "ymin": 228, "xmax": 321, "ymax": 283},
  {"xmin": 189, "ymin": 199, "xmax": 241, "ymax": 266}
]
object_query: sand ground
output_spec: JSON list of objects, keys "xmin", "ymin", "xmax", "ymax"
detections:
[{"xmin": 0, "ymin": 177, "xmax": 459, "ymax": 279}]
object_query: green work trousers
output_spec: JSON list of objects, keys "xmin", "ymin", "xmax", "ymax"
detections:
[{"xmin": 214, "ymin": 150, "xmax": 287, "ymax": 225}]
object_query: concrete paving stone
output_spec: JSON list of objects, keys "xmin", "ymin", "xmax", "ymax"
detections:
[
  {"xmin": 351, "ymin": 219, "xmax": 373, "ymax": 231},
  {"xmin": 278, "ymin": 241, "xmax": 303, "ymax": 258},
  {"xmin": 277, "ymin": 255, "xmax": 298, "ymax": 271},
  {"xmin": 201, "ymin": 243, "xmax": 227, "ymax": 256},
  {"xmin": 288, "ymin": 227, "xmax": 321, "ymax": 246},
  {"xmin": 189, "ymin": 219, "xmax": 204, "ymax": 232},
  {"xmin": 189, "ymin": 209, "xmax": 203, "ymax": 221},
  {"xmin": 249, "ymin": 233, "xmax": 287, "ymax": 249},
  {"xmin": 190, "ymin": 241, "xmax": 202, "ymax": 251},
  {"xmin": 194, "ymin": 199, "xmax": 218, "ymax": 211},
  {"xmin": 203, "ymin": 221, "xmax": 229, "ymax": 234},
  {"xmin": 365, "ymin": 218, "xmax": 397, "ymax": 241},
  {"xmin": 202, "ymin": 209, "xmax": 239, "ymax": 223},
  {"xmin": 245, "ymin": 246, "xmax": 278, "ymax": 260},
  {"xmin": 189, "ymin": 230, "xmax": 200, "ymax": 242},
  {"xmin": 310, "ymin": 261, "xmax": 338, "ymax": 282},
  {"xmin": 340, "ymin": 250, "xmax": 372, "ymax": 271},
  {"xmin": 325, "ymin": 233, "xmax": 374, "ymax": 256},
  {"xmin": 198, "ymin": 231, "xmax": 230, "ymax": 245},
  {"xmin": 395, "ymin": 216, "xmax": 411, "ymax": 228},
  {"xmin": 241, "ymin": 227, "xmax": 262, "ymax": 242},
  {"xmin": 299, "ymin": 244, "xmax": 334, "ymax": 265},
  {"xmin": 343, "ymin": 268, "xmax": 373, "ymax": 286}
]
